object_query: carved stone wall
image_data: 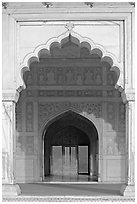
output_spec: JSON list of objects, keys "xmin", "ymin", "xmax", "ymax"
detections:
[
  {"xmin": 15, "ymin": 92, "xmax": 126, "ymax": 183},
  {"xmin": 104, "ymin": 137, "xmax": 125, "ymax": 156},
  {"xmin": 20, "ymin": 89, "xmax": 121, "ymax": 98},
  {"xmin": 2, "ymin": 101, "xmax": 16, "ymax": 184},
  {"xmin": 16, "ymin": 101, "xmax": 22, "ymax": 132},
  {"xmin": 16, "ymin": 136, "xmax": 34, "ymax": 156},
  {"xmin": 26, "ymin": 102, "xmax": 34, "ymax": 132},
  {"xmin": 38, "ymin": 102, "xmax": 102, "ymax": 129},
  {"xmin": 24, "ymin": 62, "xmax": 117, "ymax": 87}
]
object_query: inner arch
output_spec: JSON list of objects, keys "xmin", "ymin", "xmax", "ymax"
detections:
[{"xmin": 43, "ymin": 111, "xmax": 99, "ymax": 182}]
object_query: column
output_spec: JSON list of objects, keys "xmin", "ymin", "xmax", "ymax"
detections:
[
  {"xmin": 2, "ymin": 90, "xmax": 21, "ymax": 196},
  {"xmin": 120, "ymin": 92, "xmax": 135, "ymax": 196}
]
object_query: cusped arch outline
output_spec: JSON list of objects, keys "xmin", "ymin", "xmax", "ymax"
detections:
[{"xmin": 18, "ymin": 31, "xmax": 124, "ymax": 92}]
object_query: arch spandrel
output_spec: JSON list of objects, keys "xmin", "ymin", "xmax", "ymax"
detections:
[
  {"xmin": 18, "ymin": 31, "xmax": 124, "ymax": 92},
  {"xmin": 39, "ymin": 105, "xmax": 102, "ymax": 142},
  {"xmin": 43, "ymin": 110, "xmax": 99, "ymax": 142}
]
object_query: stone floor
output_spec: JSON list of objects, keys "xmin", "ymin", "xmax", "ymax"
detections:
[
  {"xmin": 44, "ymin": 174, "xmax": 97, "ymax": 182},
  {"xmin": 19, "ymin": 183, "xmax": 123, "ymax": 196},
  {"xmin": 2, "ymin": 183, "xmax": 135, "ymax": 202}
]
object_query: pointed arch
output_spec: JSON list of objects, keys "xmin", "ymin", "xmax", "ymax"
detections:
[
  {"xmin": 42, "ymin": 110, "xmax": 99, "ymax": 142},
  {"xmin": 42, "ymin": 109, "xmax": 99, "ymax": 181}
]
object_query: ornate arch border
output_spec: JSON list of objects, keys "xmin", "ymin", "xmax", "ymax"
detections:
[{"xmin": 18, "ymin": 30, "xmax": 124, "ymax": 92}]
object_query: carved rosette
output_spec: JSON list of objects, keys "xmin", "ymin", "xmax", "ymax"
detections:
[{"xmin": 38, "ymin": 102, "xmax": 102, "ymax": 129}]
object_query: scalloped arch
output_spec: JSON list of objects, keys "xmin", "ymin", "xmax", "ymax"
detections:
[{"xmin": 18, "ymin": 31, "xmax": 124, "ymax": 91}]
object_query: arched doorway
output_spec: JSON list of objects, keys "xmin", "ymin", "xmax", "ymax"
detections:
[
  {"xmin": 15, "ymin": 33, "xmax": 126, "ymax": 184},
  {"xmin": 43, "ymin": 111, "xmax": 98, "ymax": 182}
]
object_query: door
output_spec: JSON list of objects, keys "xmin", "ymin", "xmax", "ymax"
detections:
[
  {"xmin": 51, "ymin": 146, "xmax": 77, "ymax": 177},
  {"xmin": 78, "ymin": 146, "xmax": 89, "ymax": 174},
  {"xmin": 63, "ymin": 146, "xmax": 77, "ymax": 176},
  {"xmin": 51, "ymin": 146, "xmax": 62, "ymax": 176}
]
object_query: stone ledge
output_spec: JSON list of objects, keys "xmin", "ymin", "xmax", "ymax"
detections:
[
  {"xmin": 120, "ymin": 184, "xmax": 135, "ymax": 197},
  {"xmin": 2, "ymin": 196, "xmax": 135, "ymax": 202},
  {"xmin": 2, "ymin": 184, "xmax": 21, "ymax": 196},
  {"xmin": 121, "ymin": 91, "xmax": 135, "ymax": 103},
  {"xmin": 2, "ymin": 90, "xmax": 20, "ymax": 103}
]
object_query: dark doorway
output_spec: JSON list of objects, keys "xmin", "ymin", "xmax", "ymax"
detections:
[{"xmin": 43, "ymin": 111, "xmax": 98, "ymax": 182}]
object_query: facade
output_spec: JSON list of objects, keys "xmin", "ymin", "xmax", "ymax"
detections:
[{"xmin": 2, "ymin": 2, "xmax": 135, "ymax": 197}]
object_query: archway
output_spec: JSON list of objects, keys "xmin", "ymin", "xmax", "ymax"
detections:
[
  {"xmin": 15, "ymin": 32, "xmax": 126, "ymax": 184},
  {"xmin": 43, "ymin": 111, "xmax": 98, "ymax": 182}
]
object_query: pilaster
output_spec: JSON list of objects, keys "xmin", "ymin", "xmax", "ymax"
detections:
[
  {"xmin": 120, "ymin": 91, "xmax": 135, "ymax": 196},
  {"xmin": 2, "ymin": 89, "xmax": 21, "ymax": 196}
]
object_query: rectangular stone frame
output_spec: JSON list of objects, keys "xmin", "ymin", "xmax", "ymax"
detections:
[{"xmin": 2, "ymin": 6, "xmax": 135, "ymax": 196}]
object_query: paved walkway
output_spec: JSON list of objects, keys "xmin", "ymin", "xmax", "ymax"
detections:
[{"xmin": 2, "ymin": 183, "xmax": 135, "ymax": 202}]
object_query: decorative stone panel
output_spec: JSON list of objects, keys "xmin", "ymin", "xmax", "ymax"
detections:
[
  {"xmin": 118, "ymin": 103, "xmax": 125, "ymax": 131},
  {"xmin": 2, "ymin": 152, "xmax": 9, "ymax": 182},
  {"xmin": 26, "ymin": 72, "xmax": 33, "ymax": 85},
  {"xmin": 16, "ymin": 136, "xmax": 25, "ymax": 156},
  {"xmin": 106, "ymin": 103, "xmax": 115, "ymax": 131},
  {"xmin": 38, "ymin": 102, "xmax": 102, "ymax": 129},
  {"xmin": 105, "ymin": 136, "xmax": 125, "ymax": 155},
  {"xmin": 25, "ymin": 137, "xmax": 34, "ymax": 155},
  {"xmin": 26, "ymin": 102, "xmax": 34, "ymax": 132},
  {"xmin": 16, "ymin": 136, "xmax": 34, "ymax": 156},
  {"xmin": 20, "ymin": 89, "xmax": 122, "ymax": 98},
  {"xmin": 23, "ymin": 65, "xmax": 116, "ymax": 87},
  {"xmin": 16, "ymin": 101, "xmax": 22, "ymax": 132}
]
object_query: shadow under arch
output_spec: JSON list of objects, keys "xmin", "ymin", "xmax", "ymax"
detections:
[
  {"xmin": 42, "ymin": 110, "xmax": 99, "ymax": 182},
  {"xmin": 42, "ymin": 110, "xmax": 98, "ymax": 141}
]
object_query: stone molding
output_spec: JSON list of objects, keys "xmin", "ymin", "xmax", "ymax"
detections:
[
  {"xmin": 2, "ymin": 196, "xmax": 135, "ymax": 202},
  {"xmin": 121, "ymin": 91, "xmax": 135, "ymax": 103},
  {"xmin": 3, "ymin": 2, "xmax": 135, "ymax": 13},
  {"xmin": 2, "ymin": 184, "xmax": 21, "ymax": 196},
  {"xmin": 2, "ymin": 90, "xmax": 20, "ymax": 103},
  {"xmin": 120, "ymin": 184, "xmax": 135, "ymax": 197}
]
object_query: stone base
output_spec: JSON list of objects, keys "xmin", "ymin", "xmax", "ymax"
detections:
[
  {"xmin": 120, "ymin": 184, "xmax": 135, "ymax": 197},
  {"xmin": 2, "ymin": 184, "xmax": 21, "ymax": 196}
]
